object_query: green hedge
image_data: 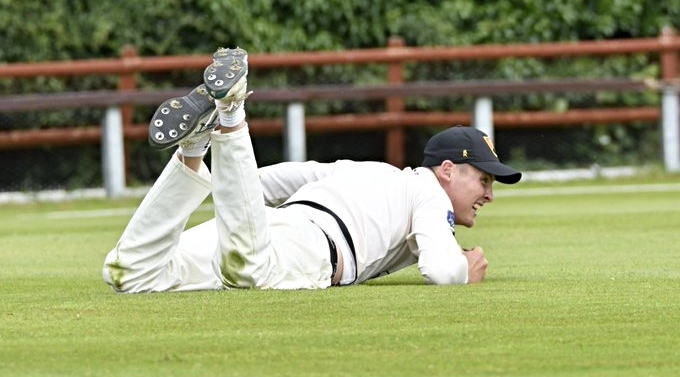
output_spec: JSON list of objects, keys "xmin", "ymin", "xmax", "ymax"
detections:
[{"xmin": 3, "ymin": 0, "xmax": 680, "ymax": 62}]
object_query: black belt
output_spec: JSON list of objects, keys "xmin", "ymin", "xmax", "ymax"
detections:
[
  {"xmin": 279, "ymin": 200, "xmax": 357, "ymax": 284},
  {"xmin": 317, "ymin": 224, "xmax": 338, "ymax": 280}
]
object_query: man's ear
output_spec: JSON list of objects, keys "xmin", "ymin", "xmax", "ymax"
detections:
[{"xmin": 439, "ymin": 160, "xmax": 455, "ymax": 180}]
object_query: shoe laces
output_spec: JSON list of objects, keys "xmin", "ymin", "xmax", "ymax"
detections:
[{"xmin": 215, "ymin": 91, "xmax": 253, "ymax": 112}]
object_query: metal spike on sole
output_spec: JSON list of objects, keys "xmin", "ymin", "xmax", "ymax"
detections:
[
  {"xmin": 148, "ymin": 84, "xmax": 215, "ymax": 150},
  {"xmin": 203, "ymin": 47, "xmax": 249, "ymax": 99}
]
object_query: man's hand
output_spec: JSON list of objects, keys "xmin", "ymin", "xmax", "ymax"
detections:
[{"xmin": 463, "ymin": 246, "xmax": 488, "ymax": 283}]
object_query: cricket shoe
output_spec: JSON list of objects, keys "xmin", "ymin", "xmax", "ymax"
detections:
[
  {"xmin": 148, "ymin": 84, "xmax": 217, "ymax": 150},
  {"xmin": 203, "ymin": 47, "xmax": 252, "ymax": 111}
]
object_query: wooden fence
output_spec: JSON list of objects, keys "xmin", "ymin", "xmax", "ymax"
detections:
[{"xmin": 1, "ymin": 28, "xmax": 679, "ymax": 170}]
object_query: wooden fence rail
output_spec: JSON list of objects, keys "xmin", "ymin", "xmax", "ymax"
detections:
[{"xmin": 0, "ymin": 79, "xmax": 655, "ymax": 112}]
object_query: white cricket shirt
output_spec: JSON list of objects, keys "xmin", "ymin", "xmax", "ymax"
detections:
[{"xmin": 259, "ymin": 160, "xmax": 469, "ymax": 285}]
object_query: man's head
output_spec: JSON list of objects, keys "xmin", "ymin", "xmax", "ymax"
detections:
[{"xmin": 422, "ymin": 126, "xmax": 521, "ymax": 227}]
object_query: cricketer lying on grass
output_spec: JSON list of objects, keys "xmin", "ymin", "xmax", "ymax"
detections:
[{"xmin": 103, "ymin": 47, "xmax": 521, "ymax": 293}]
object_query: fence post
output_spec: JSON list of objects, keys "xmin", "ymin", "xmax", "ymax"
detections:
[
  {"xmin": 119, "ymin": 46, "xmax": 137, "ymax": 128},
  {"xmin": 101, "ymin": 107, "xmax": 126, "ymax": 198},
  {"xmin": 386, "ymin": 37, "xmax": 406, "ymax": 167},
  {"xmin": 284, "ymin": 102, "xmax": 306, "ymax": 162},
  {"xmin": 661, "ymin": 86, "xmax": 680, "ymax": 171},
  {"xmin": 660, "ymin": 27, "xmax": 680, "ymax": 172},
  {"xmin": 473, "ymin": 97, "xmax": 494, "ymax": 140},
  {"xmin": 119, "ymin": 45, "xmax": 138, "ymax": 184}
]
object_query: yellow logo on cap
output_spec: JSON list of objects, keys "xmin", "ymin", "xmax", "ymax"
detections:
[
  {"xmin": 483, "ymin": 136, "xmax": 498, "ymax": 157},
  {"xmin": 463, "ymin": 149, "xmax": 468, "ymax": 158}
]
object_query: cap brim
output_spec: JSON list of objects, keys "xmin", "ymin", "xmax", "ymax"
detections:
[{"xmin": 470, "ymin": 161, "xmax": 522, "ymax": 184}]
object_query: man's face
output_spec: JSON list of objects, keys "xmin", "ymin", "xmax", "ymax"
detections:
[{"xmin": 440, "ymin": 163, "xmax": 494, "ymax": 227}]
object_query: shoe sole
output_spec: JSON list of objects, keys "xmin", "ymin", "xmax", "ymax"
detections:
[
  {"xmin": 203, "ymin": 47, "xmax": 248, "ymax": 99},
  {"xmin": 148, "ymin": 84, "xmax": 214, "ymax": 150}
]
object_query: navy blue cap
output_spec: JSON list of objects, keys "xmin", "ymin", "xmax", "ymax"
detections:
[{"xmin": 421, "ymin": 126, "xmax": 521, "ymax": 184}]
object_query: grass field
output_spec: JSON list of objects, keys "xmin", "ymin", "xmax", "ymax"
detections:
[{"xmin": 1, "ymin": 175, "xmax": 679, "ymax": 376}]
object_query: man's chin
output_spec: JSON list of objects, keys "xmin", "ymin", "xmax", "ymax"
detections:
[{"xmin": 455, "ymin": 219, "xmax": 474, "ymax": 228}]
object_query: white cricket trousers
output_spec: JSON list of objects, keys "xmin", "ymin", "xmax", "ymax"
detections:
[{"xmin": 102, "ymin": 125, "xmax": 334, "ymax": 293}]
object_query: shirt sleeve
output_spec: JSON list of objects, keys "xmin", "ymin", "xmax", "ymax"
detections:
[
  {"xmin": 259, "ymin": 161, "xmax": 337, "ymax": 206},
  {"xmin": 407, "ymin": 187, "xmax": 469, "ymax": 285},
  {"xmin": 259, "ymin": 160, "xmax": 397, "ymax": 207},
  {"xmin": 416, "ymin": 233, "xmax": 468, "ymax": 285}
]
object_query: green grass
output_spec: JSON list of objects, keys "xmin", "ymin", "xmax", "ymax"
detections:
[{"xmin": 1, "ymin": 175, "xmax": 680, "ymax": 376}]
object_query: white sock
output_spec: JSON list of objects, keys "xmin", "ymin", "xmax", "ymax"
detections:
[
  {"xmin": 177, "ymin": 134, "xmax": 211, "ymax": 157},
  {"xmin": 217, "ymin": 101, "xmax": 246, "ymax": 128}
]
